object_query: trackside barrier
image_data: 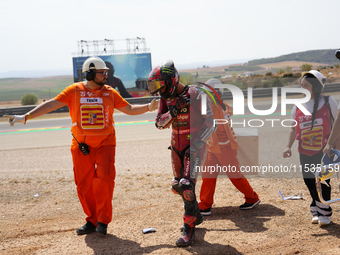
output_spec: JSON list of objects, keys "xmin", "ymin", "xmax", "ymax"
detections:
[
  {"xmin": 222, "ymin": 83, "xmax": 340, "ymax": 99},
  {"xmin": 1, "ymin": 83, "xmax": 339, "ymax": 117},
  {"xmin": 0, "ymin": 96, "xmax": 160, "ymax": 117}
]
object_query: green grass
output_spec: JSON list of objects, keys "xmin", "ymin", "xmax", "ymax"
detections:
[
  {"xmin": 0, "ymin": 90, "xmax": 61, "ymax": 101},
  {"xmin": 0, "ymin": 76, "xmax": 73, "ymax": 102}
]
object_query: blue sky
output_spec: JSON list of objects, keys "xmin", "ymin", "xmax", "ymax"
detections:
[{"xmin": 0, "ymin": 0, "xmax": 339, "ymax": 75}]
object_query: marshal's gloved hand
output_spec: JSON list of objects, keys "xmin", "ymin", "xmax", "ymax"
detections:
[
  {"xmin": 148, "ymin": 99, "xmax": 159, "ymax": 111},
  {"xmin": 3, "ymin": 115, "xmax": 26, "ymax": 126}
]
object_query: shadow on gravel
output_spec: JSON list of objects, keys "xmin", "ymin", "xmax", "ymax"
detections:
[
  {"xmin": 84, "ymin": 229, "xmax": 242, "ymax": 254},
  {"xmin": 312, "ymin": 222, "xmax": 340, "ymax": 239},
  {"xmin": 85, "ymin": 233, "xmax": 173, "ymax": 254},
  {"xmin": 185, "ymin": 228, "xmax": 242, "ymax": 254},
  {"xmin": 202, "ymin": 203, "xmax": 285, "ymax": 232}
]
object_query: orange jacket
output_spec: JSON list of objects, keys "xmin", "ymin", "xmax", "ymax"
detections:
[
  {"xmin": 55, "ymin": 82, "xmax": 129, "ymax": 149},
  {"xmin": 207, "ymin": 102, "xmax": 238, "ymax": 153}
]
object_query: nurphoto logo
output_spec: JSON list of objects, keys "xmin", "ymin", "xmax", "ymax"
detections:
[{"xmin": 200, "ymin": 84, "xmax": 312, "ymax": 128}]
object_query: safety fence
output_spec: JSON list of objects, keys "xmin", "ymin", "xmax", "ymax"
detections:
[{"xmin": 1, "ymin": 83, "xmax": 339, "ymax": 117}]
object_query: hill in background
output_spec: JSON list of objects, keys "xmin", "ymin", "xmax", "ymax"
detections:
[
  {"xmin": 0, "ymin": 76, "xmax": 73, "ymax": 103},
  {"xmin": 179, "ymin": 49, "xmax": 339, "ymax": 80},
  {"xmin": 248, "ymin": 49, "xmax": 338, "ymax": 66},
  {"xmin": 1, "ymin": 49, "xmax": 340, "ymax": 103}
]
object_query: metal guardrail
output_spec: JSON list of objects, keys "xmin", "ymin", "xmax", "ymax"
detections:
[
  {"xmin": 222, "ymin": 83, "xmax": 340, "ymax": 100},
  {"xmin": 0, "ymin": 96, "xmax": 160, "ymax": 117},
  {"xmin": 1, "ymin": 83, "xmax": 339, "ymax": 117},
  {"xmin": 0, "ymin": 105, "xmax": 70, "ymax": 117}
]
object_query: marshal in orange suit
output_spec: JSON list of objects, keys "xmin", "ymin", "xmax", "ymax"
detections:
[
  {"xmin": 198, "ymin": 79, "xmax": 260, "ymax": 216},
  {"xmin": 4, "ymin": 57, "xmax": 159, "ymax": 235}
]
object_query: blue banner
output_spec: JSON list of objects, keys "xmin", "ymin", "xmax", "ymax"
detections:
[{"xmin": 72, "ymin": 53, "xmax": 152, "ymax": 97}]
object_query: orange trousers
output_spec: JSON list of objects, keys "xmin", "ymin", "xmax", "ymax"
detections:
[
  {"xmin": 71, "ymin": 145, "xmax": 116, "ymax": 226},
  {"xmin": 199, "ymin": 144, "xmax": 258, "ymax": 210}
]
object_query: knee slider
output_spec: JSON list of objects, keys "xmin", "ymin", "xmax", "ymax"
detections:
[
  {"xmin": 180, "ymin": 178, "xmax": 195, "ymax": 201},
  {"xmin": 171, "ymin": 178, "xmax": 180, "ymax": 195},
  {"xmin": 183, "ymin": 189, "xmax": 195, "ymax": 201}
]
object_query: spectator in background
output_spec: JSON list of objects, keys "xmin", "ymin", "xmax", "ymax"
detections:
[
  {"xmin": 324, "ymin": 49, "xmax": 340, "ymax": 155},
  {"xmin": 199, "ymin": 78, "xmax": 260, "ymax": 216},
  {"xmin": 105, "ymin": 61, "xmax": 133, "ymax": 98},
  {"xmin": 283, "ymin": 70, "xmax": 339, "ymax": 226}
]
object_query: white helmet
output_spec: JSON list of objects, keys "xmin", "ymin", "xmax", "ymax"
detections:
[
  {"xmin": 306, "ymin": 70, "xmax": 326, "ymax": 88},
  {"xmin": 82, "ymin": 57, "xmax": 109, "ymax": 73},
  {"xmin": 302, "ymin": 70, "xmax": 326, "ymax": 94}
]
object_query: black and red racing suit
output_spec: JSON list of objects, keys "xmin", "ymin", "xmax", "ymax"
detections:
[{"xmin": 156, "ymin": 85, "xmax": 215, "ymax": 220}]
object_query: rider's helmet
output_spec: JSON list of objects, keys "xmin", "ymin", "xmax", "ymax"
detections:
[{"xmin": 148, "ymin": 60, "xmax": 179, "ymax": 99}]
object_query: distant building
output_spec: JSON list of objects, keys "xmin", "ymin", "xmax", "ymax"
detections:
[{"xmin": 245, "ymin": 72, "xmax": 254, "ymax": 77}]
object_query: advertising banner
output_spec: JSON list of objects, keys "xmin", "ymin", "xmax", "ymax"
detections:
[{"xmin": 72, "ymin": 53, "xmax": 152, "ymax": 98}]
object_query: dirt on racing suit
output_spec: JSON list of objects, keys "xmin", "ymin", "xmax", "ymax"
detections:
[{"xmin": 155, "ymin": 85, "xmax": 215, "ymax": 225}]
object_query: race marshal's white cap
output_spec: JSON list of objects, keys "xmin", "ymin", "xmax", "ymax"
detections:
[{"xmin": 303, "ymin": 70, "xmax": 326, "ymax": 88}]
